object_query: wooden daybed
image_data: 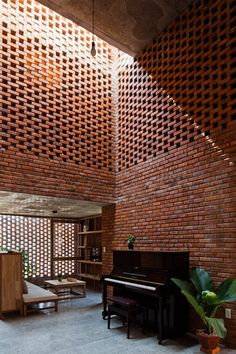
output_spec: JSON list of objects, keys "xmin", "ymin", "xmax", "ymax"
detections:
[{"xmin": 22, "ymin": 281, "xmax": 58, "ymax": 316}]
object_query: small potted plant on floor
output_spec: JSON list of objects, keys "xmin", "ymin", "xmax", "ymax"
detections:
[
  {"xmin": 126, "ymin": 234, "xmax": 136, "ymax": 249},
  {"xmin": 171, "ymin": 267, "xmax": 236, "ymax": 353}
]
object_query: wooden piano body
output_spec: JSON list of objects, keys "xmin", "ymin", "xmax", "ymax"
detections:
[{"xmin": 101, "ymin": 250, "xmax": 189, "ymax": 344}]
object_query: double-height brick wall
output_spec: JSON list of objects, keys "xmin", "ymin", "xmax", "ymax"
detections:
[
  {"xmin": 109, "ymin": 0, "xmax": 235, "ymax": 347},
  {"xmin": 0, "ymin": 0, "xmax": 116, "ymax": 203},
  {"xmin": 0, "ymin": 0, "xmax": 236, "ymax": 347}
]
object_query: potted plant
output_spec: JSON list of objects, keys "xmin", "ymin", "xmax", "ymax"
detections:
[
  {"xmin": 0, "ymin": 247, "xmax": 34, "ymax": 278},
  {"xmin": 20, "ymin": 249, "xmax": 34, "ymax": 278},
  {"xmin": 126, "ymin": 234, "xmax": 136, "ymax": 249},
  {"xmin": 171, "ymin": 267, "xmax": 236, "ymax": 353}
]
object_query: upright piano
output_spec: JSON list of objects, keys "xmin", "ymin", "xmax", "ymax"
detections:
[{"xmin": 101, "ymin": 250, "xmax": 189, "ymax": 343}]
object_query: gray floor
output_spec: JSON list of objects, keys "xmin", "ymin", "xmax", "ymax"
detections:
[{"xmin": 0, "ymin": 290, "xmax": 235, "ymax": 354}]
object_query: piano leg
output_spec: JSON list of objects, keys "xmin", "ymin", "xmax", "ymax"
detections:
[
  {"xmin": 157, "ymin": 294, "xmax": 181, "ymax": 344},
  {"xmin": 157, "ymin": 297, "xmax": 164, "ymax": 344},
  {"xmin": 102, "ymin": 282, "xmax": 108, "ymax": 319},
  {"xmin": 157, "ymin": 296, "xmax": 171, "ymax": 344}
]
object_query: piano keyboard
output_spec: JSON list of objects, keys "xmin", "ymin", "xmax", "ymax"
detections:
[{"xmin": 104, "ymin": 277, "xmax": 157, "ymax": 291}]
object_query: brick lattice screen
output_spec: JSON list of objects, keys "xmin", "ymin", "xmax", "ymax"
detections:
[
  {"xmin": 0, "ymin": 0, "xmax": 116, "ymax": 202},
  {"xmin": 0, "ymin": 215, "xmax": 78, "ymax": 279},
  {"xmin": 0, "ymin": 0, "xmax": 236, "ymax": 347},
  {"xmin": 0, "ymin": 215, "xmax": 51, "ymax": 278},
  {"xmin": 52, "ymin": 220, "xmax": 76, "ymax": 276},
  {"xmin": 117, "ymin": 1, "xmax": 235, "ymax": 171}
]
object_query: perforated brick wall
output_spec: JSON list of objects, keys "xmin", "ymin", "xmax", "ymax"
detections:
[
  {"xmin": 113, "ymin": 0, "xmax": 236, "ymax": 347},
  {"xmin": 117, "ymin": 1, "xmax": 235, "ymax": 171},
  {"xmin": 0, "ymin": 215, "xmax": 78, "ymax": 279},
  {"xmin": 0, "ymin": 0, "xmax": 236, "ymax": 347},
  {"xmin": 0, "ymin": 0, "xmax": 116, "ymax": 203},
  {"xmin": 52, "ymin": 220, "xmax": 76, "ymax": 277},
  {"xmin": 0, "ymin": 215, "xmax": 51, "ymax": 278}
]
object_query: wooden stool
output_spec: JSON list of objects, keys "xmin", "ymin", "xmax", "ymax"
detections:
[{"xmin": 107, "ymin": 296, "xmax": 144, "ymax": 339}]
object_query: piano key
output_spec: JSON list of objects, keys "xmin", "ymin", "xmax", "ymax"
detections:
[{"xmin": 104, "ymin": 277, "xmax": 157, "ymax": 291}]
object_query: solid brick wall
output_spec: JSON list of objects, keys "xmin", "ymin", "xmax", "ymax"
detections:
[
  {"xmin": 114, "ymin": 0, "xmax": 236, "ymax": 347},
  {"xmin": 0, "ymin": 0, "xmax": 116, "ymax": 203}
]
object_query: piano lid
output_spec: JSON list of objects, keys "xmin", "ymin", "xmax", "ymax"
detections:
[{"xmin": 112, "ymin": 250, "xmax": 189, "ymax": 282}]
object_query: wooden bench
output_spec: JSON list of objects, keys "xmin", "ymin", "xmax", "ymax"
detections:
[{"xmin": 22, "ymin": 281, "xmax": 58, "ymax": 316}]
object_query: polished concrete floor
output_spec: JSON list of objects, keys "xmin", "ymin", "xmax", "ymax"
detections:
[{"xmin": 0, "ymin": 290, "xmax": 235, "ymax": 354}]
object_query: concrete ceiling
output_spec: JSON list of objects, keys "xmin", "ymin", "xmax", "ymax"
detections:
[
  {"xmin": 0, "ymin": 191, "xmax": 106, "ymax": 218},
  {"xmin": 37, "ymin": 0, "xmax": 194, "ymax": 56}
]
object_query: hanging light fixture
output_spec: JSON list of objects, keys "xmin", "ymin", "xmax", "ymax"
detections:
[{"xmin": 91, "ymin": 0, "xmax": 96, "ymax": 57}]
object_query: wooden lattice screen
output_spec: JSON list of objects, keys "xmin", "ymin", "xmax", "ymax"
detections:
[{"xmin": 0, "ymin": 215, "xmax": 77, "ymax": 279}]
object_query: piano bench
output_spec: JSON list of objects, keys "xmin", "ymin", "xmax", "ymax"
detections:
[
  {"xmin": 107, "ymin": 296, "xmax": 139, "ymax": 306},
  {"xmin": 107, "ymin": 298, "xmax": 145, "ymax": 339}
]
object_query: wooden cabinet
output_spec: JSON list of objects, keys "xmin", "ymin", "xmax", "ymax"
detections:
[
  {"xmin": 76, "ymin": 216, "xmax": 102, "ymax": 288},
  {"xmin": 0, "ymin": 253, "xmax": 22, "ymax": 317}
]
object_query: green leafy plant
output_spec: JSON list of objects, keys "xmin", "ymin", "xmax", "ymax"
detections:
[
  {"xmin": 20, "ymin": 249, "xmax": 34, "ymax": 278},
  {"xmin": 171, "ymin": 267, "xmax": 236, "ymax": 339},
  {"xmin": 0, "ymin": 246, "xmax": 8, "ymax": 252},
  {"xmin": 126, "ymin": 234, "xmax": 135, "ymax": 244},
  {"xmin": 0, "ymin": 246, "xmax": 34, "ymax": 278}
]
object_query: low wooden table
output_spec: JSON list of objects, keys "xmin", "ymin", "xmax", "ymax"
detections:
[{"xmin": 44, "ymin": 279, "xmax": 86, "ymax": 300}]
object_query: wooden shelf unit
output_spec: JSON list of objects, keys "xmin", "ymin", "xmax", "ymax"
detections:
[{"xmin": 76, "ymin": 216, "xmax": 102, "ymax": 289}]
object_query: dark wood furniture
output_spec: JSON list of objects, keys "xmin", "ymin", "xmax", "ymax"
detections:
[
  {"xmin": 107, "ymin": 295, "xmax": 144, "ymax": 339},
  {"xmin": 101, "ymin": 250, "xmax": 189, "ymax": 344}
]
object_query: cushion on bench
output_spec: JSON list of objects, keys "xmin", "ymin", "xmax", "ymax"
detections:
[
  {"xmin": 107, "ymin": 296, "xmax": 139, "ymax": 306},
  {"xmin": 22, "ymin": 281, "xmax": 58, "ymax": 316},
  {"xmin": 23, "ymin": 281, "xmax": 58, "ymax": 304}
]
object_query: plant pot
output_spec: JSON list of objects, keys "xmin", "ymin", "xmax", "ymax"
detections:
[
  {"xmin": 197, "ymin": 331, "xmax": 221, "ymax": 353},
  {"xmin": 58, "ymin": 274, "xmax": 63, "ymax": 282},
  {"xmin": 128, "ymin": 243, "xmax": 134, "ymax": 249}
]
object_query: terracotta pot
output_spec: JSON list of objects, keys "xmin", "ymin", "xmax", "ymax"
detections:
[{"xmin": 197, "ymin": 331, "xmax": 221, "ymax": 353}]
